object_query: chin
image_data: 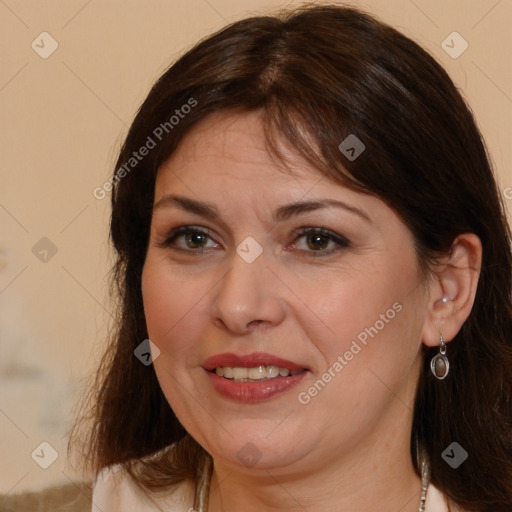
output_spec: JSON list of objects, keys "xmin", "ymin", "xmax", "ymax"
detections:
[{"xmin": 194, "ymin": 421, "xmax": 311, "ymax": 472}]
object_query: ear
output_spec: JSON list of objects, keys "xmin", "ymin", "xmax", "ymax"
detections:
[{"xmin": 422, "ymin": 233, "xmax": 482, "ymax": 347}]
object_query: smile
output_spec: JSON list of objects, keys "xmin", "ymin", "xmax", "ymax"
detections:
[
  {"xmin": 203, "ymin": 353, "xmax": 310, "ymax": 402},
  {"xmin": 214, "ymin": 365, "xmax": 303, "ymax": 381}
]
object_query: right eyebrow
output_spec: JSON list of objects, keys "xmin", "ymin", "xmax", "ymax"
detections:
[
  {"xmin": 153, "ymin": 194, "xmax": 372, "ymax": 224},
  {"xmin": 153, "ymin": 194, "xmax": 220, "ymax": 221}
]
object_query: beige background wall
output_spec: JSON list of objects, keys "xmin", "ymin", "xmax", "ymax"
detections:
[{"xmin": 1, "ymin": 0, "xmax": 510, "ymax": 495}]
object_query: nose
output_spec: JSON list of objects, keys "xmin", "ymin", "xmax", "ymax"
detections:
[{"xmin": 211, "ymin": 249, "xmax": 286, "ymax": 334}]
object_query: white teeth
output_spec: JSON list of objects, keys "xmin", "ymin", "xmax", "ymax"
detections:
[
  {"xmin": 247, "ymin": 366, "xmax": 266, "ymax": 380},
  {"xmin": 266, "ymin": 365, "xmax": 280, "ymax": 378},
  {"xmin": 214, "ymin": 365, "xmax": 301, "ymax": 381},
  {"xmin": 232, "ymin": 367, "xmax": 248, "ymax": 380}
]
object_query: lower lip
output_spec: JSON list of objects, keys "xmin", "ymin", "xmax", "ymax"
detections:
[{"xmin": 206, "ymin": 369, "xmax": 308, "ymax": 402}]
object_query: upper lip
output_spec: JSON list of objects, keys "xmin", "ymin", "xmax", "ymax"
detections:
[{"xmin": 203, "ymin": 352, "xmax": 308, "ymax": 372}]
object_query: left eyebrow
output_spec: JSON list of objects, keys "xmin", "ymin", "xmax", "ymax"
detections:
[
  {"xmin": 272, "ymin": 199, "xmax": 372, "ymax": 224},
  {"xmin": 152, "ymin": 194, "xmax": 372, "ymax": 224}
]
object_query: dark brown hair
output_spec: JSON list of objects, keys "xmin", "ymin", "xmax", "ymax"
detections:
[{"xmin": 71, "ymin": 4, "xmax": 512, "ymax": 510}]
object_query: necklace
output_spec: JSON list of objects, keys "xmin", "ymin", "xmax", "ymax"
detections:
[
  {"xmin": 418, "ymin": 457, "xmax": 430, "ymax": 512},
  {"xmin": 194, "ymin": 457, "xmax": 430, "ymax": 512}
]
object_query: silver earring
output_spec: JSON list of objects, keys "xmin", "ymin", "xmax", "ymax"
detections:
[{"xmin": 430, "ymin": 334, "xmax": 449, "ymax": 380}]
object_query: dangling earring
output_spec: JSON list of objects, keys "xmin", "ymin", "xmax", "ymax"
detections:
[{"xmin": 430, "ymin": 334, "xmax": 449, "ymax": 380}]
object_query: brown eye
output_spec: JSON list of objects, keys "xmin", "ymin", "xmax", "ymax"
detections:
[
  {"xmin": 305, "ymin": 233, "xmax": 330, "ymax": 251},
  {"xmin": 160, "ymin": 227, "xmax": 219, "ymax": 251},
  {"xmin": 293, "ymin": 227, "xmax": 349, "ymax": 256},
  {"xmin": 185, "ymin": 231, "xmax": 209, "ymax": 249}
]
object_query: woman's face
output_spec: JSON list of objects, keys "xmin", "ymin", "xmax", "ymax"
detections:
[{"xmin": 142, "ymin": 111, "xmax": 431, "ymax": 476}]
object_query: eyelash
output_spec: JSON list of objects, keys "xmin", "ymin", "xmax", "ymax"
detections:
[
  {"xmin": 291, "ymin": 227, "xmax": 350, "ymax": 256},
  {"xmin": 158, "ymin": 226, "xmax": 350, "ymax": 257}
]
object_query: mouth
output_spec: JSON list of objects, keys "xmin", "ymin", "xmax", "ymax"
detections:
[
  {"xmin": 203, "ymin": 352, "xmax": 310, "ymax": 402},
  {"xmin": 212, "ymin": 365, "xmax": 304, "ymax": 382}
]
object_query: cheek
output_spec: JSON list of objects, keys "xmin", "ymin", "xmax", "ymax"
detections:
[
  {"xmin": 141, "ymin": 258, "xmax": 209, "ymax": 364},
  {"xmin": 141, "ymin": 259, "xmax": 212, "ymax": 429},
  {"xmin": 298, "ymin": 254, "xmax": 426, "ymax": 396},
  {"xmin": 295, "ymin": 275, "xmax": 425, "ymax": 446},
  {"xmin": 302, "ymin": 262, "xmax": 419, "ymax": 347}
]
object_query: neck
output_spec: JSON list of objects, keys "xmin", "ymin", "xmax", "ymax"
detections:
[
  {"xmin": 207, "ymin": 385, "xmax": 424, "ymax": 512},
  {"xmin": 209, "ymin": 453, "xmax": 422, "ymax": 512}
]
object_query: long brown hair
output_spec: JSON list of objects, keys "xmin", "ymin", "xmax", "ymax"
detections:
[{"xmin": 71, "ymin": 4, "xmax": 512, "ymax": 510}]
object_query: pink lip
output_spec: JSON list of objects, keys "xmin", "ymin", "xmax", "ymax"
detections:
[
  {"xmin": 203, "ymin": 352, "xmax": 309, "ymax": 403},
  {"xmin": 206, "ymin": 370, "xmax": 308, "ymax": 402},
  {"xmin": 202, "ymin": 352, "xmax": 308, "ymax": 372}
]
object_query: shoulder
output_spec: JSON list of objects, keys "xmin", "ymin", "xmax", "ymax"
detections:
[
  {"xmin": 91, "ymin": 463, "xmax": 195, "ymax": 512},
  {"xmin": 425, "ymin": 483, "xmax": 452, "ymax": 512}
]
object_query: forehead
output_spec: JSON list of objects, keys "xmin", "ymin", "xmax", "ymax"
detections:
[
  {"xmin": 155, "ymin": 110, "xmax": 321, "ymax": 188},
  {"xmin": 149, "ymin": 111, "xmax": 419, "ymax": 256},
  {"xmin": 152, "ymin": 110, "xmax": 393, "ymax": 227}
]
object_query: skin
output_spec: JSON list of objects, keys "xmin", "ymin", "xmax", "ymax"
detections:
[{"xmin": 141, "ymin": 110, "xmax": 481, "ymax": 511}]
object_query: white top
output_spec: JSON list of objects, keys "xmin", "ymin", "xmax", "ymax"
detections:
[
  {"xmin": 91, "ymin": 465, "xmax": 196, "ymax": 511},
  {"xmin": 91, "ymin": 464, "xmax": 450, "ymax": 512}
]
